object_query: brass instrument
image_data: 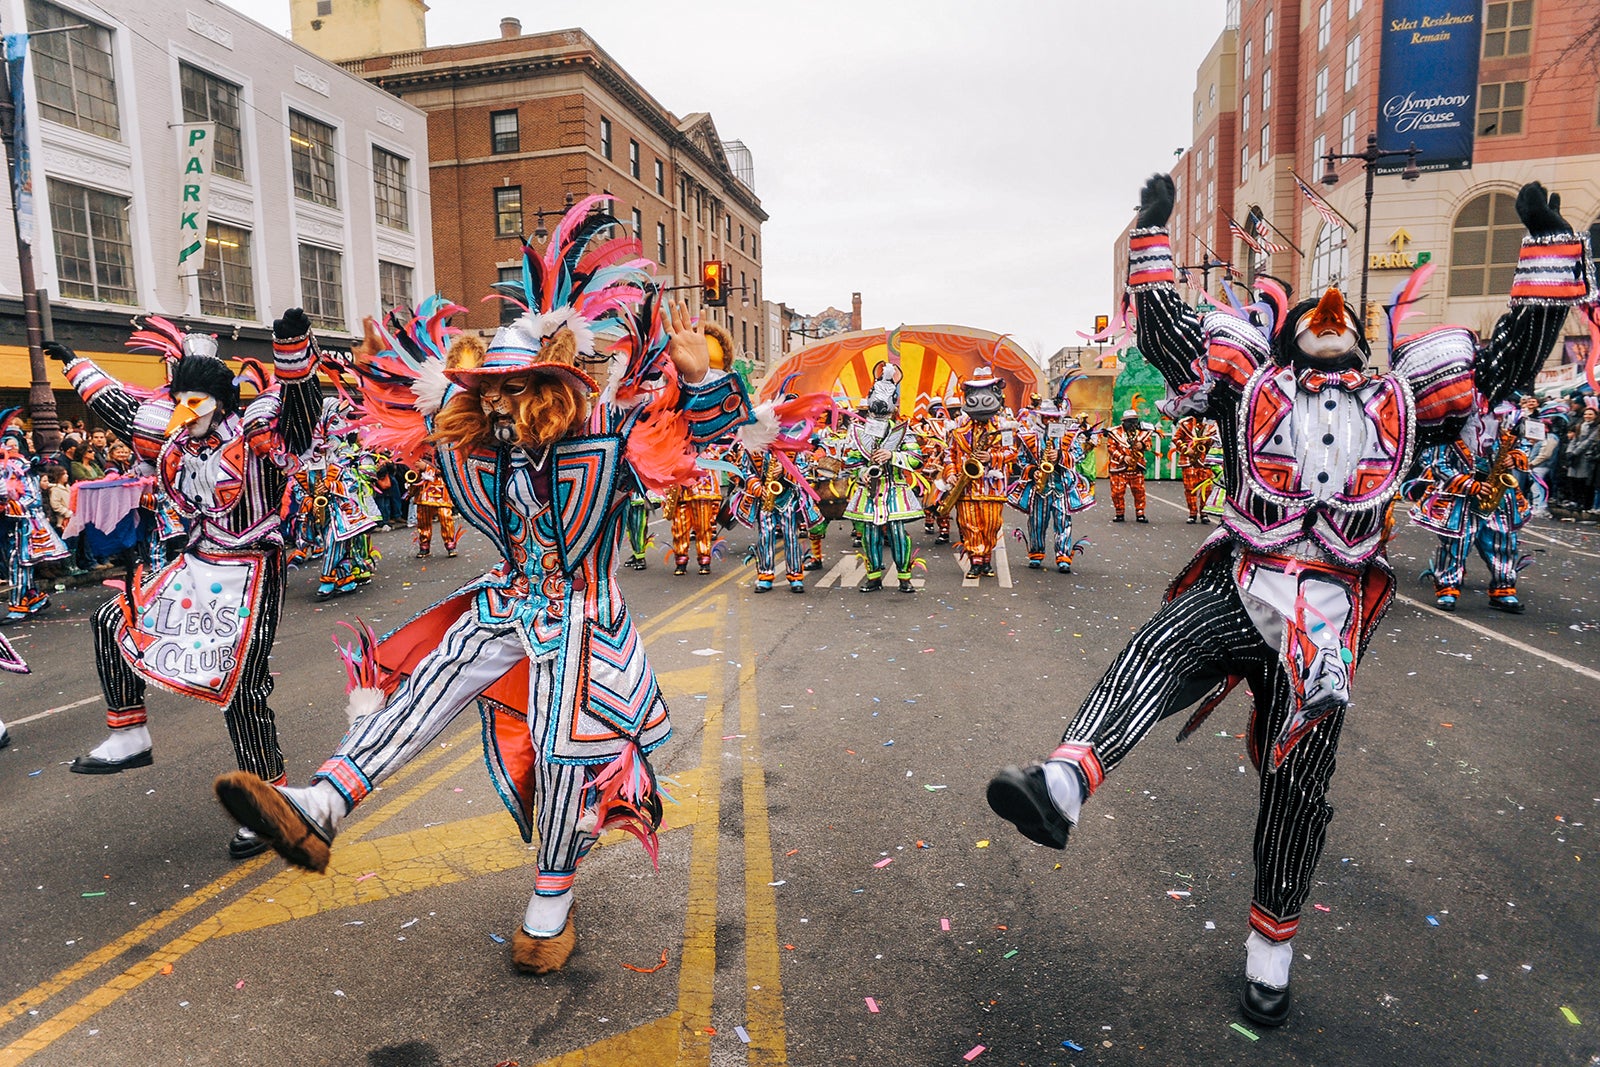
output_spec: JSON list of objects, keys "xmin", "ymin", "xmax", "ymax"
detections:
[
  {"xmin": 1474, "ymin": 436, "xmax": 1520, "ymax": 512},
  {"xmin": 762, "ymin": 478, "xmax": 784, "ymax": 512},
  {"xmin": 936, "ymin": 426, "xmax": 992, "ymax": 519},
  {"xmin": 1034, "ymin": 455, "xmax": 1057, "ymax": 494},
  {"xmin": 403, "ymin": 470, "xmax": 419, "ymax": 485}
]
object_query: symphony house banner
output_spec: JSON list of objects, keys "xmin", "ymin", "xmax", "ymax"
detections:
[{"xmin": 1375, "ymin": 0, "xmax": 1483, "ymax": 173}]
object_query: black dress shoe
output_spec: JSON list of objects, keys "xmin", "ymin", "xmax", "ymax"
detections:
[
  {"xmin": 986, "ymin": 764, "xmax": 1072, "ymax": 849},
  {"xmin": 1112, "ymin": 514, "xmax": 1125, "ymax": 522},
  {"xmin": 858, "ymin": 576, "xmax": 883, "ymax": 592},
  {"xmin": 1240, "ymin": 979, "xmax": 1291, "ymax": 1027},
  {"xmin": 1136, "ymin": 514, "xmax": 1149, "ymax": 523},
  {"xmin": 228, "ymin": 827, "xmax": 272, "ymax": 860},
  {"xmin": 70, "ymin": 749, "xmax": 154, "ymax": 774},
  {"xmin": 898, "ymin": 578, "xmax": 916, "ymax": 592}
]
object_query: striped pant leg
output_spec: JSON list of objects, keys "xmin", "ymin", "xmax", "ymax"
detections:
[
  {"xmin": 1182, "ymin": 467, "xmax": 1206, "ymax": 516},
  {"xmin": 691, "ymin": 502, "xmax": 717, "ymax": 566},
  {"xmin": 221, "ymin": 551, "xmax": 287, "ymax": 782},
  {"xmin": 1054, "ymin": 558, "xmax": 1267, "ymax": 796},
  {"xmin": 415, "ymin": 504, "xmax": 436, "ymax": 553},
  {"xmin": 92, "ymin": 594, "xmax": 147, "ymax": 727},
  {"xmin": 957, "ymin": 499, "xmax": 1002, "ymax": 562},
  {"xmin": 887, "ymin": 520, "xmax": 913, "ymax": 579},
  {"xmin": 1109, "ymin": 472, "xmax": 1128, "ymax": 515},
  {"xmin": 1433, "ymin": 533, "xmax": 1469, "ymax": 596},
  {"xmin": 320, "ymin": 526, "xmax": 346, "ymax": 584},
  {"xmin": 528, "ymin": 659, "xmax": 598, "ymax": 895},
  {"xmin": 755, "ymin": 511, "xmax": 778, "ymax": 580},
  {"xmin": 1130, "ymin": 473, "xmax": 1147, "ymax": 514},
  {"xmin": 1026, "ymin": 498, "xmax": 1049, "ymax": 561},
  {"xmin": 1053, "ymin": 499, "xmax": 1073, "ymax": 561},
  {"xmin": 313, "ymin": 610, "xmax": 525, "ymax": 806},
  {"xmin": 1249, "ymin": 672, "xmax": 1343, "ymax": 943},
  {"xmin": 670, "ymin": 505, "xmax": 693, "ymax": 565},
  {"xmin": 861, "ymin": 522, "xmax": 886, "ymax": 579},
  {"xmin": 1476, "ymin": 523, "xmax": 1518, "ymax": 595},
  {"xmin": 625, "ymin": 502, "xmax": 648, "ymax": 558},
  {"xmin": 779, "ymin": 502, "xmax": 804, "ymax": 581},
  {"xmin": 440, "ymin": 508, "xmax": 460, "ymax": 551}
]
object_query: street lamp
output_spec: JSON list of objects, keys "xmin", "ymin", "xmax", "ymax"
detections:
[
  {"xmin": 1318, "ymin": 131, "xmax": 1421, "ymax": 322},
  {"xmin": 528, "ymin": 193, "xmax": 576, "ymax": 243},
  {"xmin": 1175, "ymin": 256, "xmax": 1232, "ymax": 303}
]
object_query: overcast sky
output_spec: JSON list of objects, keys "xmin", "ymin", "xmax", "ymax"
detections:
[{"xmin": 222, "ymin": 0, "xmax": 1228, "ymax": 361}]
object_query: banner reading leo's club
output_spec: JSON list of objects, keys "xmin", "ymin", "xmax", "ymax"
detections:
[
  {"xmin": 1375, "ymin": 0, "xmax": 1482, "ymax": 174},
  {"xmin": 116, "ymin": 550, "xmax": 265, "ymax": 706}
]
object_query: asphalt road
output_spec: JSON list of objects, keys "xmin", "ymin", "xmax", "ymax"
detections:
[{"xmin": 1, "ymin": 483, "xmax": 1597, "ymax": 1067}]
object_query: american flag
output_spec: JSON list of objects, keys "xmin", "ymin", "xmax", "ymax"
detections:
[
  {"xmin": 1227, "ymin": 214, "xmax": 1265, "ymax": 255},
  {"xmin": 1251, "ymin": 214, "xmax": 1288, "ymax": 254},
  {"xmin": 1292, "ymin": 169, "xmax": 1353, "ymax": 233}
]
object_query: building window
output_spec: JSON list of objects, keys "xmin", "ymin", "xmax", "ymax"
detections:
[
  {"xmin": 679, "ymin": 178, "xmax": 688, "ymax": 213},
  {"xmin": 681, "ymin": 235, "xmax": 688, "ymax": 269},
  {"xmin": 1348, "ymin": 0, "xmax": 1363, "ymax": 15},
  {"xmin": 739, "ymin": 223, "xmax": 745, "ymax": 251},
  {"xmin": 1310, "ymin": 224, "xmax": 1347, "ymax": 292},
  {"xmin": 297, "ymin": 243, "xmax": 345, "ymax": 330},
  {"xmin": 289, "ymin": 111, "xmax": 338, "ymax": 207},
  {"xmin": 1264, "ymin": 10, "xmax": 1274, "ymax": 53},
  {"xmin": 1240, "ymin": 142, "xmax": 1250, "ymax": 180},
  {"xmin": 1315, "ymin": 67, "xmax": 1329, "ymax": 116},
  {"xmin": 1313, "ymin": 134, "xmax": 1327, "ymax": 172},
  {"xmin": 628, "ymin": 139, "xmax": 640, "ymax": 179},
  {"xmin": 599, "ymin": 116, "xmax": 612, "ymax": 159},
  {"xmin": 1206, "ymin": 179, "xmax": 1214, "ymax": 213},
  {"xmin": 379, "ymin": 260, "xmax": 413, "ymax": 312},
  {"xmin": 1477, "ymin": 81, "xmax": 1525, "ymax": 136},
  {"xmin": 494, "ymin": 186, "xmax": 522, "ymax": 237},
  {"xmin": 725, "ymin": 214, "xmax": 732, "ymax": 240},
  {"xmin": 1344, "ymin": 35, "xmax": 1361, "ymax": 91},
  {"xmin": 1483, "ymin": 1, "xmax": 1533, "ymax": 58},
  {"xmin": 656, "ymin": 221, "xmax": 667, "ymax": 264},
  {"xmin": 750, "ymin": 234, "xmax": 757, "ymax": 259},
  {"xmin": 1260, "ymin": 123, "xmax": 1270, "ymax": 163},
  {"xmin": 1317, "ymin": 1, "xmax": 1332, "ymax": 48},
  {"xmin": 1196, "ymin": 99, "xmax": 1204, "ymax": 125},
  {"xmin": 490, "ymin": 109, "xmax": 519, "ymax": 154},
  {"xmin": 1341, "ymin": 109, "xmax": 1359, "ymax": 153},
  {"xmin": 179, "ymin": 64, "xmax": 244, "ymax": 181},
  {"xmin": 1242, "ymin": 93, "xmax": 1250, "ymax": 132},
  {"xmin": 1262, "ymin": 68, "xmax": 1272, "ymax": 110},
  {"xmin": 630, "ymin": 207, "xmax": 642, "ymax": 238},
  {"xmin": 1207, "ymin": 134, "xmax": 1215, "ymax": 167},
  {"xmin": 47, "ymin": 178, "xmax": 135, "ymax": 303},
  {"xmin": 26, "ymin": 1, "xmax": 119, "ymax": 139},
  {"xmin": 1449, "ymin": 192, "xmax": 1522, "ymax": 297},
  {"xmin": 199, "ymin": 222, "xmax": 255, "ymax": 318},
  {"xmin": 655, "ymin": 159, "xmax": 665, "ymax": 196},
  {"xmin": 496, "ymin": 267, "xmax": 521, "ymax": 325},
  {"xmin": 372, "ymin": 147, "xmax": 409, "ymax": 231},
  {"xmin": 1243, "ymin": 40, "xmax": 1252, "ymax": 80}
]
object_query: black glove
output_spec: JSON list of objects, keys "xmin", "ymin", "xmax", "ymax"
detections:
[
  {"xmin": 1515, "ymin": 182, "xmax": 1570, "ymax": 237},
  {"xmin": 272, "ymin": 307, "xmax": 312, "ymax": 341},
  {"xmin": 43, "ymin": 340, "xmax": 76, "ymax": 364},
  {"xmin": 1136, "ymin": 173, "xmax": 1176, "ymax": 229}
]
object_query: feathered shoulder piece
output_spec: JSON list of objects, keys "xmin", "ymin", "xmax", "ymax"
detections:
[{"xmin": 347, "ymin": 294, "xmax": 465, "ymax": 464}]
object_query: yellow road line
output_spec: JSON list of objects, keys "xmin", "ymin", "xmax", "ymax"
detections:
[
  {"xmin": 4, "ymin": 571, "xmax": 743, "ymax": 1064},
  {"xmin": 739, "ymin": 624, "xmax": 787, "ymax": 1064}
]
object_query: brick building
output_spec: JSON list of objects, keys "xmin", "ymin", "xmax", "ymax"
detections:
[
  {"xmin": 296, "ymin": 8, "xmax": 769, "ymax": 373},
  {"xmin": 1128, "ymin": 0, "xmax": 1600, "ymax": 370}
]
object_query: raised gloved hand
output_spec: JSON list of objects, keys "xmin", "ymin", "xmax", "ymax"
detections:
[
  {"xmin": 1136, "ymin": 173, "xmax": 1176, "ymax": 229},
  {"xmin": 43, "ymin": 340, "xmax": 76, "ymax": 364},
  {"xmin": 272, "ymin": 307, "xmax": 312, "ymax": 341},
  {"xmin": 1514, "ymin": 182, "xmax": 1570, "ymax": 237}
]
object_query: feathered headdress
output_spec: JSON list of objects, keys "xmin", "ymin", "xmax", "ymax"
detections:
[{"xmin": 345, "ymin": 294, "xmax": 465, "ymax": 464}]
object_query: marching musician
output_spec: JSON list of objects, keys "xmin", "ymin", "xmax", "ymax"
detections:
[
  {"xmin": 1172, "ymin": 414, "xmax": 1221, "ymax": 524},
  {"xmin": 1007, "ymin": 399, "xmax": 1096, "ymax": 572},
  {"xmin": 939, "ymin": 370, "xmax": 1016, "ymax": 577},
  {"xmin": 1104, "ymin": 409, "xmax": 1160, "ymax": 523},
  {"xmin": 842, "ymin": 363, "xmax": 923, "ymax": 592}
]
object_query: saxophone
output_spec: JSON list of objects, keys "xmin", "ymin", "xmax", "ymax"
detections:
[
  {"xmin": 1033, "ymin": 439, "xmax": 1057, "ymax": 494},
  {"xmin": 760, "ymin": 457, "xmax": 783, "ymax": 513},
  {"xmin": 937, "ymin": 424, "xmax": 992, "ymax": 519},
  {"xmin": 1474, "ymin": 434, "xmax": 1520, "ymax": 512}
]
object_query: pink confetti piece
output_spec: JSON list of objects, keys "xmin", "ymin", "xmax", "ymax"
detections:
[
  {"xmin": 355, "ymin": 872, "xmax": 377, "ymax": 883},
  {"xmin": 873, "ymin": 857, "xmax": 894, "ymax": 869},
  {"xmin": 865, "ymin": 997, "xmax": 880, "ymax": 1013},
  {"xmin": 234, "ymin": 980, "xmax": 245, "ymax": 990},
  {"xmin": 940, "ymin": 918, "xmax": 951, "ymax": 931},
  {"xmin": 1314, "ymin": 903, "xmax": 1331, "ymax": 912},
  {"xmin": 964, "ymin": 1045, "xmax": 986, "ymax": 1061}
]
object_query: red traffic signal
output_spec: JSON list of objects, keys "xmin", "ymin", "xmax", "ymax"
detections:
[
  {"xmin": 1094, "ymin": 314, "xmax": 1109, "ymax": 334},
  {"xmin": 700, "ymin": 260, "xmax": 727, "ymax": 307}
]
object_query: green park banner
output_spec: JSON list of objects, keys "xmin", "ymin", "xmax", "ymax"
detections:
[{"xmin": 178, "ymin": 122, "xmax": 216, "ymax": 271}]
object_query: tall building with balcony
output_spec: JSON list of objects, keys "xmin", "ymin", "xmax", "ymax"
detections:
[
  {"xmin": 302, "ymin": 8, "xmax": 770, "ymax": 375},
  {"xmin": 0, "ymin": 0, "xmax": 433, "ymax": 418}
]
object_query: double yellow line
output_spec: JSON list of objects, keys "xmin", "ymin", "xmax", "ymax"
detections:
[{"xmin": 1, "ymin": 563, "xmax": 774, "ymax": 1066}]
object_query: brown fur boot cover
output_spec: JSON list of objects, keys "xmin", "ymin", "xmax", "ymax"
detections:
[
  {"xmin": 214, "ymin": 772, "xmax": 331, "ymax": 873},
  {"xmin": 512, "ymin": 909, "xmax": 577, "ymax": 975}
]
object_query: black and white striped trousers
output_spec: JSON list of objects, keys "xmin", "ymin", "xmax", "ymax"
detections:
[
  {"xmin": 91, "ymin": 549, "xmax": 288, "ymax": 782},
  {"xmin": 1056, "ymin": 552, "xmax": 1345, "ymax": 942}
]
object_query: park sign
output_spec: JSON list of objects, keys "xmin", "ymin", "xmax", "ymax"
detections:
[
  {"xmin": 1375, "ymin": 0, "xmax": 1482, "ymax": 174},
  {"xmin": 178, "ymin": 123, "xmax": 216, "ymax": 272}
]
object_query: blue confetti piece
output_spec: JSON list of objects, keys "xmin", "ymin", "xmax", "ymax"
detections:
[
  {"xmin": 489, "ymin": 932, "xmax": 506, "ymax": 943},
  {"xmin": 735, "ymin": 1025, "xmax": 750, "ymax": 1044},
  {"xmin": 883, "ymin": 740, "xmax": 894, "ymax": 746},
  {"xmin": 1062, "ymin": 1039, "xmax": 1084, "ymax": 1051},
  {"xmin": 1426, "ymin": 915, "xmax": 1440, "ymax": 926},
  {"xmin": 28, "ymin": 769, "xmax": 43, "ymax": 777}
]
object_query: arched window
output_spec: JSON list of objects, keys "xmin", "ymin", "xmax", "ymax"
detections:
[
  {"xmin": 1309, "ymin": 223, "xmax": 1347, "ymax": 292},
  {"xmin": 1448, "ymin": 192, "xmax": 1522, "ymax": 297}
]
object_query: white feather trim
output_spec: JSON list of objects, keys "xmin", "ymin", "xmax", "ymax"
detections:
[
  {"xmin": 575, "ymin": 811, "xmax": 599, "ymax": 834},
  {"xmin": 412, "ymin": 362, "xmax": 449, "ymax": 416},
  {"xmin": 736, "ymin": 401, "xmax": 781, "ymax": 452},
  {"xmin": 346, "ymin": 686, "xmax": 386, "ymax": 727},
  {"xmin": 532, "ymin": 307, "xmax": 597, "ymax": 357}
]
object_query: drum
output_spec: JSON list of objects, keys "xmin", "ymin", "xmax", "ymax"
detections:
[{"xmin": 814, "ymin": 476, "xmax": 851, "ymax": 521}]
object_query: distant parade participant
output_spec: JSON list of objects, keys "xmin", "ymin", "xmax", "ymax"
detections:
[
  {"xmin": 915, "ymin": 398, "xmax": 953, "ymax": 542},
  {"xmin": 215, "ymin": 202, "xmax": 759, "ymax": 975},
  {"xmin": 1409, "ymin": 398, "xmax": 1532, "ymax": 613},
  {"xmin": 1104, "ymin": 409, "xmax": 1158, "ymax": 523},
  {"xmin": 730, "ymin": 386, "xmax": 832, "ymax": 592},
  {"xmin": 308, "ymin": 399, "xmax": 383, "ymax": 598},
  {"xmin": 0, "ymin": 412, "xmax": 69, "ymax": 623},
  {"xmin": 803, "ymin": 408, "xmax": 851, "ymax": 570},
  {"xmin": 1172, "ymin": 414, "xmax": 1220, "ymax": 524},
  {"xmin": 47, "ymin": 311, "xmax": 322, "ymax": 860},
  {"xmin": 1008, "ymin": 398, "xmax": 1095, "ymax": 572},
  {"xmin": 409, "ymin": 449, "xmax": 460, "ymax": 559},
  {"xmin": 842, "ymin": 363, "xmax": 923, "ymax": 592},
  {"xmin": 939, "ymin": 370, "xmax": 1015, "ymax": 577},
  {"xmin": 986, "ymin": 174, "xmax": 1590, "ymax": 1028},
  {"xmin": 666, "ymin": 450, "xmax": 726, "ymax": 576},
  {"xmin": 621, "ymin": 487, "xmax": 652, "ymax": 571}
]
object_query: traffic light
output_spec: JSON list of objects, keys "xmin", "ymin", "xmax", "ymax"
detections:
[
  {"xmin": 1094, "ymin": 314, "xmax": 1109, "ymax": 335},
  {"xmin": 700, "ymin": 260, "xmax": 727, "ymax": 307}
]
